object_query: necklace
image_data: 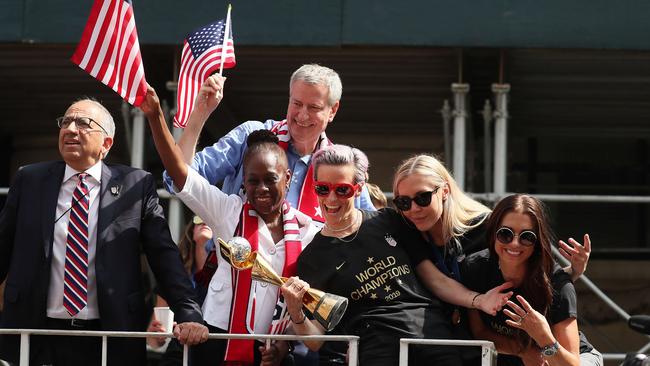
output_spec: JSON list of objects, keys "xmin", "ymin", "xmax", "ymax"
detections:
[
  {"xmin": 336, "ymin": 224, "xmax": 362, "ymax": 243},
  {"xmin": 324, "ymin": 212, "xmax": 358, "ymax": 233},
  {"xmin": 326, "ymin": 210, "xmax": 362, "ymax": 243}
]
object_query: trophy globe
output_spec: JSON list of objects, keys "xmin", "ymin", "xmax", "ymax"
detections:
[{"xmin": 217, "ymin": 236, "xmax": 348, "ymax": 331}]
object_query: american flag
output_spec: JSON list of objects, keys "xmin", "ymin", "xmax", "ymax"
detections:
[
  {"xmin": 174, "ymin": 16, "xmax": 236, "ymax": 128},
  {"xmin": 71, "ymin": 0, "xmax": 147, "ymax": 106}
]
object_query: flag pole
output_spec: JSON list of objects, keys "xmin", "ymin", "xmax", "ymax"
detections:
[{"xmin": 219, "ymin": 4, "xmax": 232, "ymax": 76}]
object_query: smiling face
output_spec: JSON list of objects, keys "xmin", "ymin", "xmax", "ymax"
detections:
[
  {"xmin": 58, "ymin": 100, "xmax": 113, "ymax": 171},
  {"xmin": 394, "ymin": 173, "xmax": 449, "ymax": 242},
  {"xmin": 243, "ymin": 151, "xmax": 291, "ymax": 218},
  {"xmin": 494, "ymin": 210, "xmax": 537, "ymax": 267},
  {"xmin": 314, "ymin": 163, "xmax": 360, "ymax": 226},
  {"xmin": 286, "ymin": 80, "xmax": 339, "ymax": 154}
]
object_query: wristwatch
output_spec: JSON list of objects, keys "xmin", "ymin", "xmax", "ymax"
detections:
[{"xmin": 541, "ymin": 341, "xmax": 560, "ymax": 357}]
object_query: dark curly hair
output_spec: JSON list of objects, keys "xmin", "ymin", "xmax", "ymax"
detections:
[{"xmin": 243, "ymin": 129, "xmax": 288, "ymax": 170}]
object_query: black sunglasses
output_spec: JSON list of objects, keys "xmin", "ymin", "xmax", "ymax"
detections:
[
  {"xmin": 495, "ymin": 227, "xmax": 538, "ymax": 247},
  {"xmin": 393, "ymin": 186, "xmax": 440, "ymax": 211}
]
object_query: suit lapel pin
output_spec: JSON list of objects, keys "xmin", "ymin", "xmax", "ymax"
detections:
[{"xmin": 110, "ymin": 185, "xmax": 121, "ymax": 196}]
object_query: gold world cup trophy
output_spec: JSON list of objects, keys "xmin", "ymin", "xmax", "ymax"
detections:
[{"xmin": 217, "ymin": 237, "xmax": 348, "ymax": 331}]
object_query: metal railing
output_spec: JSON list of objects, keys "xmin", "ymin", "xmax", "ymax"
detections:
[
  {"xmin": 0, "ymin": 329, "xmax": 359, "ymax": 366},
  {"xmin": 471, "ymin": 192, "xmax": 650, "ymax": 204},
  {"xmin": 552, "ymin": 246, "xmax": 650, "ymax": 361},
  {"xmin": 398, "ymin": 338, "xmax": 496, "ymax": 366}
]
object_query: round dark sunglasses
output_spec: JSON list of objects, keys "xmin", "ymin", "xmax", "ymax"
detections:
[
  {"xmin": 314, "ymin": 181, "xmax": 360, "ymax": 199},
  {"xmin": 392, "ymin": 186, "xmax": 440, "ymax": 211},
  {"xmin": 495, "ymin": 227, "xmax": 538, "ymax": 247}
]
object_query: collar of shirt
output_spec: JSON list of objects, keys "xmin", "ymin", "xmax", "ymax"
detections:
[
  {"xmin": 288, "ymin": 143, "xmax": 312, "ymax": 164},
  {"xmin": 299, "ymin": 153, "xmax": 311, "ymax": 165},
  {"xmin": 63, "ymin": 160, "xmax": 103, "ymax": 186}
]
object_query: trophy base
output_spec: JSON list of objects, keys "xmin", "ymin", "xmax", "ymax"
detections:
[{"xmin": 313, "ymin": 293, "xmax": 349, "ymax": 332}]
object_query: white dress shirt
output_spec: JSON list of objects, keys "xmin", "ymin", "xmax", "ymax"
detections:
[
  {"xmin": 47, "ymin": 161, "xmax": 102, "ymax": 320},
  {"xmin": 175, "ymin": 167, "xmax": 319, "ymax": 332}
]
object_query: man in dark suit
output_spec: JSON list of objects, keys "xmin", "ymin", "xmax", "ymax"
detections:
[{"xmin": 0, "ymin": 98, "xmax": 208, "ymax": 365}]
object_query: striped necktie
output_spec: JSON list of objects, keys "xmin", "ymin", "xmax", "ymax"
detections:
[{"xmin": 63, "ymin": 173, "xmax": 90, "ymax": 316}]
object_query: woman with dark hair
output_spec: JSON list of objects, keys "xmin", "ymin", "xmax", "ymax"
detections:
[
  {"xmin": 142, "ymin": 87, "xmax": 320, "ymax": 366},
  {"xmin": 280, "ymin": 144, "xmax": 513, "ymax": 366},
  {"xmin": 179, "ymin": 216, "xmax": 212, "ymax": 283},
  {"xmin": 462, "ymin": 194, "xmax": 601, "ymax": 366}
]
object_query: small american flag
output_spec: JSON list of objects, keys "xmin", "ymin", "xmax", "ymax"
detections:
[
  {"xmin": 71, "ymin": 0, "xmax": 147, "ymax": 106},
  {"xmin": 174, "ymin": 13, "xmax": 236, "ymax": 128}
]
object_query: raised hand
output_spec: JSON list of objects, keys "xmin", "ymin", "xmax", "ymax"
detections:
[
  {"xmin": 138, "ymin": 84, "xmax": 163, "ymax": 119},
  {"xmin": 559, "ymin": 234, "xmax": 591, "ymax": 281},
  {"xmin": 193, "ymin": 74, "xmax": 226, "ymax": 116},
  {"xmin": 504, "ymin": 295, "xmax": 554, "ymax": 347}
]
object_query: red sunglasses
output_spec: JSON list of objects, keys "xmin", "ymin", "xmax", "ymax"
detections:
[{"xmin": 314, "ymin": 181, "xmax": 360, "ymax": 198}]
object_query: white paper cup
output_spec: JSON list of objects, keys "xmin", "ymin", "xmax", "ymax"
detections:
[{"xmin": 154, "ymin": 306, "xmax": 174, "ymax": 333}]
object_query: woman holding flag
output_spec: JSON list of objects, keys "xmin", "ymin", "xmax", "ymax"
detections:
[
  {"xmin": 163, "ymin": 64, "xmax": 377, "ymax": 223},
  {"xmin": 140, "ymin": 86, "xmax": 319, "ymax": 365}
]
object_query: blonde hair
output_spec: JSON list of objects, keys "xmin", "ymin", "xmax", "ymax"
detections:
[
  {"xmin": 366, "ymin": 183, "xmax": 387, "ymax": 209},
  {"xmin": 393, "ymin": 154, "xmax": 491, "ymax": 247}
]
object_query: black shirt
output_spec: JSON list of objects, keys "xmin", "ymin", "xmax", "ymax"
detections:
[
  {"xmin": 406, "ymin": 214, "xmax": 489, "ymax": 280},
  {"xmin": 461, "ymin": 249, "xmax": 594, "ymax": 366},
  {"xmin": 298, "ymin": 209, "xmax": 454, "ymax": 365},
  {"xmin": 456, "ymin": 214, "xmax": 490, "ymax": 257}
]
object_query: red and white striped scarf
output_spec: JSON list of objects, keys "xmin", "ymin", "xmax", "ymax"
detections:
[
  {"xmin": 223, "ymin": 200, "xmax": 302, "ymax": 365},
  {"xmin": 270, "ymin": 120, "xmax": 331, "ymax": 223}
]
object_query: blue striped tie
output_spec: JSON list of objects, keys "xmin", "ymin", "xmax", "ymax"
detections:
[{"xmin": 63, "ymin": 173, "xmax": 90, "ymax": 316}]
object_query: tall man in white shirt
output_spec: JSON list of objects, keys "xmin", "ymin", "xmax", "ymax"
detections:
[{"xmin": 0, "ymin": 98, "xmax": 208, "ymax": 365}]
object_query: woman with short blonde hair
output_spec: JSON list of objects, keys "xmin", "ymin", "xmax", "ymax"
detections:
[{"xmin": 393, "ymin": 154, "xmax": 491, "ymax": 255}]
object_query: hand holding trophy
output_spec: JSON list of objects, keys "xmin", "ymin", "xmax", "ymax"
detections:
[{"xmin": 217, "ymin": 237, "xmax": 348, "ymax": 331}]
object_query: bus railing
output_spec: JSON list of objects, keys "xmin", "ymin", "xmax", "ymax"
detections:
[
  {"xmin": 398, "ymin": 338, "xmax": 497, "ymax": 366},
  {"xmin": 0, "ymin": 329, "xmax": 359, "ymax": 366}
]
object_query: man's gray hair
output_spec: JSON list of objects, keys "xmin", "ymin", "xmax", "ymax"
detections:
[
  {"xmin": 290, "ymin": 64, "xmax": 342, "ymax": 106},
  {"xmin": 74, "ymin": 97, "xmax": 116, "ymax": 138},
  {"xmin": 71, "ymin": 97, "xmax": 115, "ymax": 159},
  {"xmin": 312, "ymin": 144, "xmax": 369, "ymax": 185}
]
